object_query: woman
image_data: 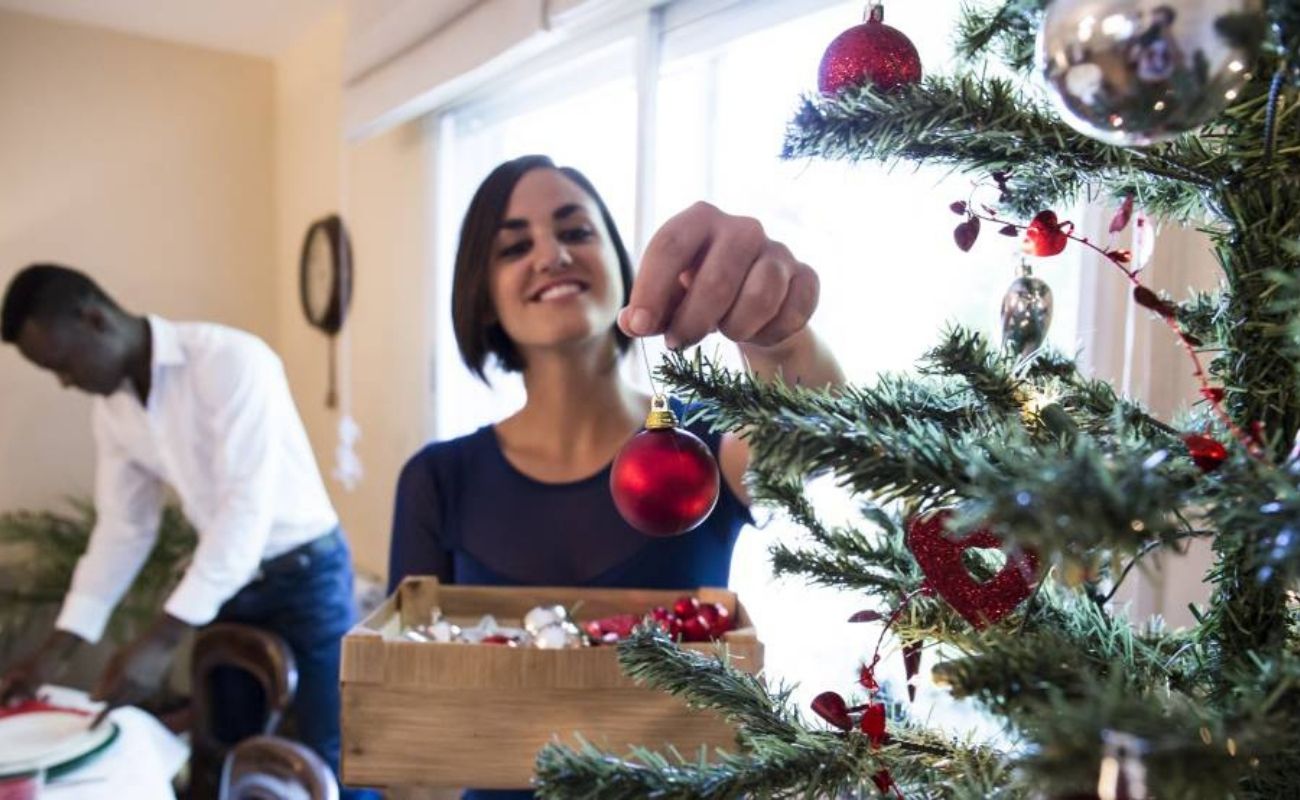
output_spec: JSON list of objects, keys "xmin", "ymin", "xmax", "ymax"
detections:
[{"xmin": 388, "ymin": 154, "xmax": 843, "ymax": 798}]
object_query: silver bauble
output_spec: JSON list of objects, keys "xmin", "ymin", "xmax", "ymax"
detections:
[
  {"xmin": 523, "ymin": 604, "xmax": 568, "ymax": 636},
  {"xmin": 1038, "ymin": 0, "xmax": 1265, "ymax": 145},
  {"xmin": 1001, "ymin": 265, "xmax": 1054, "ymax": 357}
]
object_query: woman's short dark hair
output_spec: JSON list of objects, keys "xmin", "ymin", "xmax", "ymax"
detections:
[{"xmin": 450, "ymin": 154, "xmax": 634, "ymax": 381}]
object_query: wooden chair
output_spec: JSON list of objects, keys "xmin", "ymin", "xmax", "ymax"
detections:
[
  {"xmin": 219, "ymin": 735, "xmax": 338, "ymax": 800},
  {"xmin": 191, "ymin": 624, "xmax": 299, "ymax": 800}
]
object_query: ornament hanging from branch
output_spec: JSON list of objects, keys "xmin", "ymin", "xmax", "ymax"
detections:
[
  {"xmin": 611, "ymin": 396, "xmax": 720, "ymax": 537},
  {"xmin": 907, "ymin": 510, "xmax": 1040, "ymax": 629},
  {"xmin": 818, "ymin": 3, "xmax": 922, "ymax": 96},
  {"xmin": 1023, "ymin": 210, "xmax": 1073, "ymax": 257},
  {"xmin": 1001, "ymin": 261, "xmax": 1055, "ymax": 358},
  {"xmin": 1037, "ymin": 0, "xmax": 1267, "ymax": 145},
  {"xmin": 948, "ymin": 192, "xmax": 1267, "ymax": 463}
]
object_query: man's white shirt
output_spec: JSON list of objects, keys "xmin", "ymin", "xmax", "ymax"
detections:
[{"xmin": 56, "ymin": 316, "xmax": 339, "ymax": 643}]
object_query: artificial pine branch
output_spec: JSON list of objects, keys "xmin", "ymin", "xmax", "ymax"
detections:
[
  {"xmin": 545, "ymin": 2, "xmax": 1300, "ymax": 797},
  {"xmin": 1014, "ymin": 676, "xmax": 1254, "ymax": 799},
  {"xmin": 955, "ymin": 427, "xmax": 1205, "ymax": 555},
  {"xmin": 616, "ymin": 625, "xmax": 801, "ymax": 741},
  {"xmin": 536, "ymin": 626, "xmax": 1011, "ymax": 799},
  {"xmin": 954, "ymin": 0, "xmax": 1045, "ymax": 73},
  {"xmin": 668, "ymin": 348, "xmax": 1206, "ymax": 563},
  {"xmin": 921, "ymin": 326, "xmax": 1025, "ymax": 415},
  {"xmin": 1054, "ymin": 370, "xmax": 1182, "ymax": 441},
  {"xmin": 931, "ymin": 588, "xmax": 1182, "ymax": 716},
  {"xmin": 782, "ymin": 75, "xmax": 1214, "ymax": 219},
  {"xmin": 753, "ymin": 476, "xmax": 921, "ymax": 595}
]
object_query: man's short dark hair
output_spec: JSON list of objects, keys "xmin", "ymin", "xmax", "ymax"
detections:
[
  {"xmin": 450, "ymin": 154, "xmax": 635, "ymax": 382},
  {"xmin": 1, "ymin": 264, "xmax": 115, "ymax": 343}
]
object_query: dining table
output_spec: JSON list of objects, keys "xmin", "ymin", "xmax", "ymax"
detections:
[{"xmin": 24, "ymin": 686, "xmax": 188, "ymax": 800}]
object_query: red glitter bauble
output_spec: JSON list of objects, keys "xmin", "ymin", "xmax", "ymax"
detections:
[
  {"xmin": 906, "ymin": 510, "xmax": 1040, "ymax": 629},
  {"xmin": 818, "ymin": 4, "xmax": 922, "ymax": 95},
  {"xmin": 611, "ymin": 411, "xmax": 719, "ymax": 537}
]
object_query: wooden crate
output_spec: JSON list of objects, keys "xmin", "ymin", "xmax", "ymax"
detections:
[{"xmin": 340, "ymin": 577, "xmax": 763, "ymax": 790}]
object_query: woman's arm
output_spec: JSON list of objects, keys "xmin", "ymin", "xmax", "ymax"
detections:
[
  {"xmin": 738, "ymin": 325, "xmax": 844, "ymax": 390},
  {"xmin": 620, "ymin": 201, "xmax": 847, "ymax": 506}
]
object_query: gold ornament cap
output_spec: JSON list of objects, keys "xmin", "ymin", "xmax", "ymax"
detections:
[{"xmin": 644, "ymin": 395, "xmax": 678, "ymax": 430}]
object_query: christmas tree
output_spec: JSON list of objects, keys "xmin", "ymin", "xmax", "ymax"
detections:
[{"xmin": 536, "ymin": 1, "xmax": 1300, "ymax": 797}]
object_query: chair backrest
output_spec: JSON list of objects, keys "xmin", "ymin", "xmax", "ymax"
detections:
[
  {"xmin": 192, "ymin": 623, "xmax": 299, "ymax": 750},
  {"xmin": 191, "ymin": 623, "xmax": 299, "ymax": 799},
  {"xmin": 219, "ymin": 735, "xmax": 339, "ymax": 800}
]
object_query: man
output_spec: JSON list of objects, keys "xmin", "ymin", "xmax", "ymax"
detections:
[{"xmin": 0, "ymin": 264, "xmax": 367, "ymax": 798}]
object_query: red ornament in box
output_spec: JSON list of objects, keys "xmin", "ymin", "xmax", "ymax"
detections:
[
  {"xmin": 611, "ymin": 397, "xmax": 720, "ymax": 537},
  {"xmin": 679, "ymin": 614, "xmax": 711, "ymax": 642},
  {"xmin": 583, "ymin": 595, "xmax": 733, "ymax": 644},
  {"xmin": 818, "ymin": 4, "xmax": 922, "ymax": 95},
  {"xmin": 698, "ymin": 601, "xmax": 730, "ymax": 631},
  {"xmin": 673, "ymin": 596, "xmax": 701, "ymax": 617},
  {"xmin": 582, "ymin": 614, "xmax": 640, "ymax": 644},
  {"xmin": 907, "ymin": 510, "xmax": 1040, "ymax": 629}
]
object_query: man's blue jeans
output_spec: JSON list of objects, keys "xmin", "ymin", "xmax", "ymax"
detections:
[{"xmin": 211, "ymin": 528, "xmax": 378, "ymax": 800}]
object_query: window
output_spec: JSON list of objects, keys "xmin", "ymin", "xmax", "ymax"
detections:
[
  {"xmin": 431, "ymin": 38, "xmax": 639, "ymax": 438},
  {"xmin": 430, "ymin": 0, "xmax": 1084, "ymax": 727}
]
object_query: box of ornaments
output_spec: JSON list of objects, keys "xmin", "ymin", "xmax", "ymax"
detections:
[{"xmin": 339, "ymin": 576, "xmax": 762, "ymax": 790}]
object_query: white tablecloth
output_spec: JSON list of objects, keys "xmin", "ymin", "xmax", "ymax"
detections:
[{"xmin": 38, "ymin": 686, "xmax": 189, "ymax": 800}]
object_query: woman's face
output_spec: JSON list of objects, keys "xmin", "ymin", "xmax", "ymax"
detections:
[{"xmin": 487, "ymin": 168, "xmax": 625, "ymax": 361}]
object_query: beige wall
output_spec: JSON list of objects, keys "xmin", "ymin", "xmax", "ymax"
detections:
[
  {"xmin": 0, "ymin": 10, "xmax": 276, "ymax": 511},
  {"xmin": 1130, "ymin": 227, "xmax": 1222, "ymax": 627},
  {"xmin": 274, "ymin": 10, "xmax": 435, "ymax": 580},
  {"xmin": 0, "ymin": 5, "xmax": 432, "ymax": 584}
]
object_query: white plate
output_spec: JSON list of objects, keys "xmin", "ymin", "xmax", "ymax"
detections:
[{"xmin": 0, "ymin": 710, "xmax": 119, "ymax": 775}]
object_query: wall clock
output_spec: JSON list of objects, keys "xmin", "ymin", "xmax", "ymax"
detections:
[{"xmin": 299, "ymin": 214, "xmax": 353, "ymax": 407}]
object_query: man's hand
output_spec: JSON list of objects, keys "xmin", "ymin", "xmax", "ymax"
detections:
[
  {"xmin": 90, "ymin": 614, "xmax": 190, "ymax": 716},
  {"xmin": 0, "ymin": 630, "xmax": 85, "ymax": 707},
  {"xmin": 618, "ymin": 201, "xmax": 819, "ymax": 351}
]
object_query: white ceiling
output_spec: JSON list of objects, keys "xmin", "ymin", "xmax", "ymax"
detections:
[{"xmin": 0, "ymin": 0, "xmax": 342, "ymax": 58}]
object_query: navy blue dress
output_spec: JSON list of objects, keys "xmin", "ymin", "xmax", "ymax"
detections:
[{"xmin": 387, "ymin": 402, "xmax": 751, "ymax": 800}]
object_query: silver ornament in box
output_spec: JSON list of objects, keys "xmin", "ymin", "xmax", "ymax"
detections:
[
  {"xmin": 523, "ymin": 604, "xmax": 567, "ymax": 636},
  {"xmin": 1001, "ymin": 262, "xmax": 1054, "ymax": 357},
  {"xmin": 1037, "ymin": 0, "xmax": 1265, "ymax": 145}
]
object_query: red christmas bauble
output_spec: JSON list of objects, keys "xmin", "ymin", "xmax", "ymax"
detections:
[
  {"xmin": 679, "ymin": 614, "xmax": 711, "ymax": 642},
  {"xmin": 818, "ymin": 4, "xmax": 922, "ymax": 95},
  {"xmin": 1184, "ymin": 433, "xmax": 1228, "ymax": 472},
  {"xmin": 611, "ymin": 402, "xmax": 720, "ymax": 537},
  {"xmin": 698, "ymin": 601, "xmax": 731, "ymax": 634},
  {"xmin": 673, "ymin": 596, "xmax": 701, "ymax": 618}
]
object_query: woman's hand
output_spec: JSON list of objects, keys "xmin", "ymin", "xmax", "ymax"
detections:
[{"xmin": 618, "ymin": 202, "xmax": 819, "ymax": 351}]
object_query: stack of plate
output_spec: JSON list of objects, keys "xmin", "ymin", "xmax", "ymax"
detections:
[{"xmin": 0, "ymin": 707, "xmax": 120, "ymax": 781}]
